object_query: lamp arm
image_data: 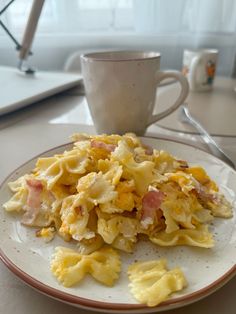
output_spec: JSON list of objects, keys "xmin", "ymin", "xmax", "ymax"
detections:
[{"xmin": 18, "ymin": 0, "xmax": 45, "ymax": 73}]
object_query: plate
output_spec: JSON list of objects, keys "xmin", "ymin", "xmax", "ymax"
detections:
[{"xmin": 0, "ymin": 137, "xmax": 236, "ymax": 313}]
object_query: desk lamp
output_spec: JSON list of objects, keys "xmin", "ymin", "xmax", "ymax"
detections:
[{"xmin": 0, "ymin": 0, "xmax": 81, "ymax": 115}]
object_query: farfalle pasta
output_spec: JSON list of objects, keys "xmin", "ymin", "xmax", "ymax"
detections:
[
  {"xmin": 51, "ymin": 246, "xmax": 121, "ymax": 287},
  {"xmin": 128, "ymin": 259, "xmax": 187, "ymax": 307},
  {"xmin": 150, "ymin": 225, "xmax": 214, "ymax": 248},
  {"xmin": 3, "ymin": 133, "xmax": 233, "ymax": 307}
]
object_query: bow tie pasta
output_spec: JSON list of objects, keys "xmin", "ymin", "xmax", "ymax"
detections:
[
  {"xmin": 3, "ymin": 133, "xmax": 233, "ymax": 307},
  {"xmin": 51, "ymin": 246, "xmax": 121, "ymax": 287},
  {"xmin": 128, "ymin": 259, "xmax": 187, "ymax": 307}
]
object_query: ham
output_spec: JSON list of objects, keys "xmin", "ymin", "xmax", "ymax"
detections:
[
  {"xmin": 177, "ymin": 159, "xmax": 189, "ymax": 169},
  {"xmin": 143, "ymin": 144, "xmax": 153, "ymax": 155},
  {"xmin": 26, "ymin": 178, "xmax": 43, "ymax": 208},
  {"xmin": 191, "ymin": 177, "xmax": 215, "ymax": 203},
  {"xmin": 21, "ymin": 178, "xmax": 43, "ymax": 226},
  {"xmin": 91, "ymin": 140, "xmax": 116, "ymax": 152},
  {"xmin": 194, "ymin": 186, "xmax": 215, "ymax": 203},
  {"xmin": 74, "ymin": 206, "xmax": 83, "ymax": 216},
  {"xmin": 141, "ymin": 190, "xmax": 164, "ymax": 228}
]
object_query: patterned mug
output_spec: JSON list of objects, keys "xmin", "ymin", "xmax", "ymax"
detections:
[{"xmin": 182, "ymin": 49, "xmax": 218, "ymax": 92}]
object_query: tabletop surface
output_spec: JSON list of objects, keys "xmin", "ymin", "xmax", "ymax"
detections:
[
  {"xmin": 156, "ymin": 77, "xmax": 236, "ymax": 136},
  {"xmin": 0, "ymin": 79, "xmax": 236, "ymax": 314}
]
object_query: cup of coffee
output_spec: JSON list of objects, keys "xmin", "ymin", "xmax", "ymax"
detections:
[
  {"xmin": 182, "ymin": 49, "xmax": 218, "ymax": 92},
  {"xmin": 81, "ymin": 51, "xmax": 189, "ymax": 135}
]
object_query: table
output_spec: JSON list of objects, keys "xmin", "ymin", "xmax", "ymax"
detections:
[
  {"xmin": 157, "ymin": 77, "xmax": 236, "ymax": 136},
  {"xmin": 0, "ymin": 81, "xmax": 236, "ymax": 314}
]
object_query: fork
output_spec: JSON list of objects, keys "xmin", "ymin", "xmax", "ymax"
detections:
[{"xmin": 179, "ymin": 104, "xmax": 235, "ymax": 169}]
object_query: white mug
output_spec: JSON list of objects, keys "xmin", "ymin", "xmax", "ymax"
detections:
[
  {"xmin": 81, "ymin": 51, "xmax": 189, "ymax": 135},
  {"xmin": 182, "ymin": 49, "xmax": 218, "ymax": 92}
]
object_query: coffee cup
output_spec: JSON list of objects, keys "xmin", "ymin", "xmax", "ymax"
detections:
[
  {"xmin": 182, "ymin": 49, "xmax": 218, "ymax": 92},
  {"xmin": 81, "ymin": 51, "xmax": 189, "ymax": 135}
]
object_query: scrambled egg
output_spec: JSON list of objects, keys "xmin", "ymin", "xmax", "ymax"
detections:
[{"xmin": 36, "ymin": 227, "xmax": 56, "ymax": 242}]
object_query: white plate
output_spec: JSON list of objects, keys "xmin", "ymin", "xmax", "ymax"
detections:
[{"xmin": 0, "ymin": 137, "xmax": 236, "ymax": 313}]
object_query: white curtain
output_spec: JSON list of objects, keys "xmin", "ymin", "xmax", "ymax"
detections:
[
  {"xmin": 134, "ymin": 0, "xmax": 236, "ymax": 33},
  {"xmin": 2, "ymin": 0, "xmax": 236, "ymax": 34},
  {"xmin": 0, "ymin": 0, "xmax": 236, "ymax": 75}
]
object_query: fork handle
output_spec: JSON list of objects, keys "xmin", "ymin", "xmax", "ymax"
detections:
[{"xmin": 184, "ymin": 108, "xmax": 235, "ymax": 169}]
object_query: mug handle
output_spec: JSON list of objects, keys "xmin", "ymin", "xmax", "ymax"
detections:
[
  {"xmin": 189, "ymin": 56, "xmax": 202, "ymax": 90},
  {"xmin": 147, "ymin": 70, "xmax": 189, "ymax": 126}
]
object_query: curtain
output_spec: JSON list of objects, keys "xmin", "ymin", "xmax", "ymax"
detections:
[
  {"xmin": 2, "ymin": 0, "xmax": 235, "ymax": 34},
  {"xmin": 0, "ymin": 0, "xmax": 236, "ymax": 75},
  {"xmin": 134, "ymin": 0, "xmax": 236, "ymax": 33}
]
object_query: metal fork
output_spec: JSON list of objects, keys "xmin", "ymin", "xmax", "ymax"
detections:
[{"xmin": 179, "ymin": 104, "xmax": 235, "ymax": 169}]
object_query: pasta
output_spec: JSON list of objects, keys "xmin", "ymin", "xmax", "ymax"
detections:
[
  {"xmin": 3, "ymin": 133, "xmax": 233, "ymax": 306},
  {"xmin": 128, "ymin": 259, "xmax": 187, "ymax": 307},
  {"xmin": 150, "ymin": 225, "xmax": 214, "ymax": 248},
  {"xmin": 51, "ymin": 246, "xmax": 121, "ymax": 287}
]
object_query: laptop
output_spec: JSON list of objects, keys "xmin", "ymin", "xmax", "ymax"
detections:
[{"xmin": 0, "ymin": 66, "xmax": 82, "ymax": 116}]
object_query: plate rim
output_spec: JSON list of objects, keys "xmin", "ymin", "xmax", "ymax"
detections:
[{"xmin": 0, "ymin": 136, "xmax": 236, "ymax": 311}]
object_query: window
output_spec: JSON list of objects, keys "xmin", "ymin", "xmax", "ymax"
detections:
[
  {"xmin": 1, "ymin": 0, "xmax": 236, "ymax": 34},
  {"xmin": 0, "ymin": 0, "xmax": 236, "ymax": 76},
  {"xmin": 0, "ymin": 0, "xmax": 134, "ymax": 33}
]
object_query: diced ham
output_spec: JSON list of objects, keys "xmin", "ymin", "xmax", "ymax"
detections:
[
  {"xmin": 26, "ymin": 178, "xmax": 43, "ymax": 189},
  {"xmin": 21, "ymin": 178, "xmax": 43, "ymax": 226},
  {"xmin": 191, "ymin": 177, "xmax": 215, "ymax": 203},
  {"xmin": 74, "ymin": 206, "xmax": 83, "ymax": 216},
  {"xmin": 26, "ymin": 178, "xmax": 43, "ymax": 208},
  {"xmin": 194, "ymin": 186, "xmax": 215, "ymax": 203},
  {"xmin": 141, "ymin": 190, "xmax": 165, "ymax": 227},
  {"xmin": 156, "ymin": 208, "xmax": 163, "ymax": 221},
  {"xmin": 91, "ymin": 140, "xmax": 116, "ymax": 152},
  {"xmin": 143, "ymin": 144, "xmax": 153, "ymax": 155},
  {"xmin": 177, "ymin": 159, "xmax": 189, "ymax": 169}
]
